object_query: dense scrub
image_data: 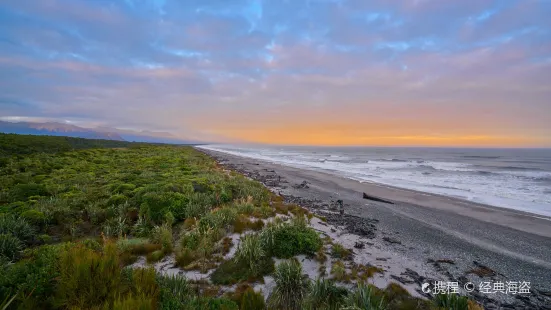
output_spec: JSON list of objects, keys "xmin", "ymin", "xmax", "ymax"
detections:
[
  {"xmin": 0, "ymin": 135, "xmax": 269, "ymax": 308},
  {"xmin": 0, "ymin": 134, "xmax": 483, "ymax": 310}
]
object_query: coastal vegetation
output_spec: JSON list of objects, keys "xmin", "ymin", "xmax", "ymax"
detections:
[{"xmin": 0, "ymin": 133, "xmax": 483, "ymax": 309}]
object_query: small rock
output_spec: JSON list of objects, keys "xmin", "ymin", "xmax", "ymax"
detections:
[
  {"xmin": 354, "ymin": 241, "xmax": 365, "ymax": 249},
  {"xmin": 383, "ymin": 237, "xmax": 402, "ymax": 245}
]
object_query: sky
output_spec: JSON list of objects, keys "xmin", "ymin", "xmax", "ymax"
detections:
[{"xmin": 0, "ymin": 0, "xmax": 550, "ymax": 147}]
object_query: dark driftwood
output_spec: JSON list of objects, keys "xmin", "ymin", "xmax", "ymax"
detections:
[{"xmin": 362, "ymin": 192, "xmax": 394, "ymax": 204}]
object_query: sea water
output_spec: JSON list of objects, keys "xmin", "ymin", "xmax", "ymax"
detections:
[{"xmin": 198, "ymin": 145, "xmax": 551, "ymax": 217}]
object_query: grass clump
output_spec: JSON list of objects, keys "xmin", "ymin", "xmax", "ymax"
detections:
[
  {"xmin": 344, "ymin": 282, "xmax": 386, "ymax": 310},
  {"xmin": 331, "ymin": 242, "xmax": 353, "ymax": 260},
  {"xmin": 157, "ymin": 273, "xmax": 192, "ymax": 308},
  {"xmin": 0, "ymin": 215, "xmax": 34, "ymax": 243},
  {"xmin": 55, "ymin": 241, "xmax": 122, "ymax": 308},
  {"xmin": 305, "ymin": 278, "xmax": 348, "ymax": 310},
  {"xmin": 268, "ymin": 259, "xmax": 310, "ymax": 310},
  {"xmin": 150, "ymin": 224, "xmax": 173, "ymax": 253},
  {"xmin": 234, "ymin": 234, "xmax": 265, "ymax": 275},
  {"xmin": 331, "ymin": 261, "xmax": 347, "ymax": 281},
  {"xmin": 0, "ymin": 234, "xmax": 23, "ymax": 261},
  {"xmin": 433, "ymin": 293, "xmax": 469, "ymax": 310},
  {"xmin": 240, "ymin": 287, "xmax": 266, "ymax": 310}
]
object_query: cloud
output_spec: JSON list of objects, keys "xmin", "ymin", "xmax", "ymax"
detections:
[{"xmin": 0, "ymin": 0, "xmax": 549, "ymax": 146}]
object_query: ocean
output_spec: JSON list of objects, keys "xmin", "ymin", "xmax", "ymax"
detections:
[{"xmin": 198, "ymin": 145, "xmax": 551, "ymax": 217}]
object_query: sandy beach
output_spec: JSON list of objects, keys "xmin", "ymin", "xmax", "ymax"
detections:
[{"xmin": 199, "ymin": 148, "xmax": 551, "ymax": 309}]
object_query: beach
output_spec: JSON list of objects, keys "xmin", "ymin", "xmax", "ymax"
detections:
[{"xmin": 199, "ymin": 148, "xmax": 551, "ymax": 309}]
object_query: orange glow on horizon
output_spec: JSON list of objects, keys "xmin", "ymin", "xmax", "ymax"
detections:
[{"xmin": 208, "ymin": 127, "xmax": 548, "ymax": 148}]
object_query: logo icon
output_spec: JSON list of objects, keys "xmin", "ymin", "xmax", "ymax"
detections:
[
  {"xmin": 464, "ymin": 282, "xmax": 475, "ymax": 293},
  {"xmin": 421, "ymin": 283, "xmax": 431, "ymax": 293}
]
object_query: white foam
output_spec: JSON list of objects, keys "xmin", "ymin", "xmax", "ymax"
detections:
[{"xmin": 197, "ymin": 145, "xmax": 551, "ymax": 217}]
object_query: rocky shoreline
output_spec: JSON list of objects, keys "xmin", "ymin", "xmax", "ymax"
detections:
[{"xmin": 201, "ymin": 148, "xmax": 551, "ymax": 310}]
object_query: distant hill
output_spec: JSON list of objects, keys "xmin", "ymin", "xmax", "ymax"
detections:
[
  {"xmin": 0, "ymin": 121, "xmax": 124, "ymax": 141},
  {"xmin": 0, "ymin": 133, "xmax": 136, "ymax": 156},
  {"xmin": 0, "ymin": 121, "xmax": 201, "ymax": 144}
]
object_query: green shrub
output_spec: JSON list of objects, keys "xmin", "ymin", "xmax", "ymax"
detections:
[
  {"xmin": 0, "ymin": 234, "xmax": 23, "ymax": 260},
  {"xmin": 0, "ymin": 215, "xmax": 34, "ymax": 243},
  {"xmin": 55, "ymin": 242, "xmax": 121, "ymax": 309},
  {"xmin": 82, "ymin": 238, "xmax": 102, "ymax": 251},
  {"xmin": 147, "ymin": 250, "xmax": 165, "ymax": 263},
  {"xmin": 112, "ymin": 183, "xmax": 137, "ymax": 194},
  {"xmin": 140, "ymin": 192, "xmax": 185, "ymax": 224},
  {"xmin": 268, "ymin": 259, "xmax": 310, "ymax": 310},
  {"xmin": 175, "ymin": 247, "xmax": 197, "ymax": 268},
  {"xmin": 150, "ymin": 224, "xmax": 173, "ymax": 253},
  {"xmin": 9, "ymin": 183, "xmax": 48, "ymax": 201},
  {"xmin": 0, "ymin": 243, "xmax": 67, "ymax": 308},
  {"xmin": 20, "ymin": 209, "xmax": 46, "ymax": 226},
  {"xmin": 38, "ymin": 234, "xmax": 53, "ymax": 244},
  {"xmin": 270, "ymin": 224, "xmax": 322, "ymax": 258},
  {"xmin": 184, "ymin": 297, "xmax": 239, "ymax": 310},
  {"xmin": 240, "ymin": 288, "xmax": 266, "ymax": 310},
  {"xmin": 107, "ymin": 194, "xmax": 128, "ymax": 206},
  {"xmin": 211, "ymin": 256, "xmax": 275, "ymax": 285},
  {"xmin": 180, "ymin": 230, "xmax": 201, "ymax": 250}
]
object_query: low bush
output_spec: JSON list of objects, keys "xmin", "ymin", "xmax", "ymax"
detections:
[
  {"xmin": 9, "ymin": 183, "xmax": 48, "ymax": 202},
  {"xmin": 269, "ymin": 223, "xmax": 322, "ymax": 258},
  {"xmin": 235, "ymin": 197, "xmax": 255, "ymax": 215},
  {"xmin": 150, "ymin": 224, "xmax": 173, "ymax": 253},
  {"xmin": 55, "ymin": 242, "xmax": 121, "ymax": 309},
  {"xmin": 175, "ymin": 247, "xmax": 197, "ymax": 268},
  {"xmin": 240, "ymin": 287, "xmax": 266, "ymax": 310},
  {"xmin": 183, "ymin": 217, "xmax": 197, "ymax": 230},
  {"xmin": 210, "ymin": 256, "xmax": 275, "ymax": 285},
  {"xmin": 147, "ymin": 250, "xmax": 166, "ymax": 263},
  {"xmin": 20, "ymin": 209, "xmax": 46, "ymax": 227},
  {"xmin": 183, "ymin": 297, "xmax": 239, "ymax": 310}
]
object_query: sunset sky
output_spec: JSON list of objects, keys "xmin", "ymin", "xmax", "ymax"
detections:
[{"xmin": 0, "ymin": 0, "xmax": 550, "ymax": 147}]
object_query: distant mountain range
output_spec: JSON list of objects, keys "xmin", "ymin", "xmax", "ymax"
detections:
[{"xmin": 0, "ymin": 121, "xmax": 201, "ymax": 144}]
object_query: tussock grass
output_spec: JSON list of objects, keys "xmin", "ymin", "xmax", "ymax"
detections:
[
  {"xmin": 331, "ymin": 242, "xmax": 353, "ymax": 260},
  {"xmin": 268, "ymin": 259, "xmax": 310, "ymax": 310},
  {"xmin": 305, "ymin": 278, "xmax": 348, "ymax": 310},
  {"xmin": 234, "ymin": 234, "xmax": 265, "ymax": 275}
]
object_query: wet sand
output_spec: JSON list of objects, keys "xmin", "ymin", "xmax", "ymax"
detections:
[{"xmin": 199, "ymin": 148, "xmax": 551, "ymax": 309}]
